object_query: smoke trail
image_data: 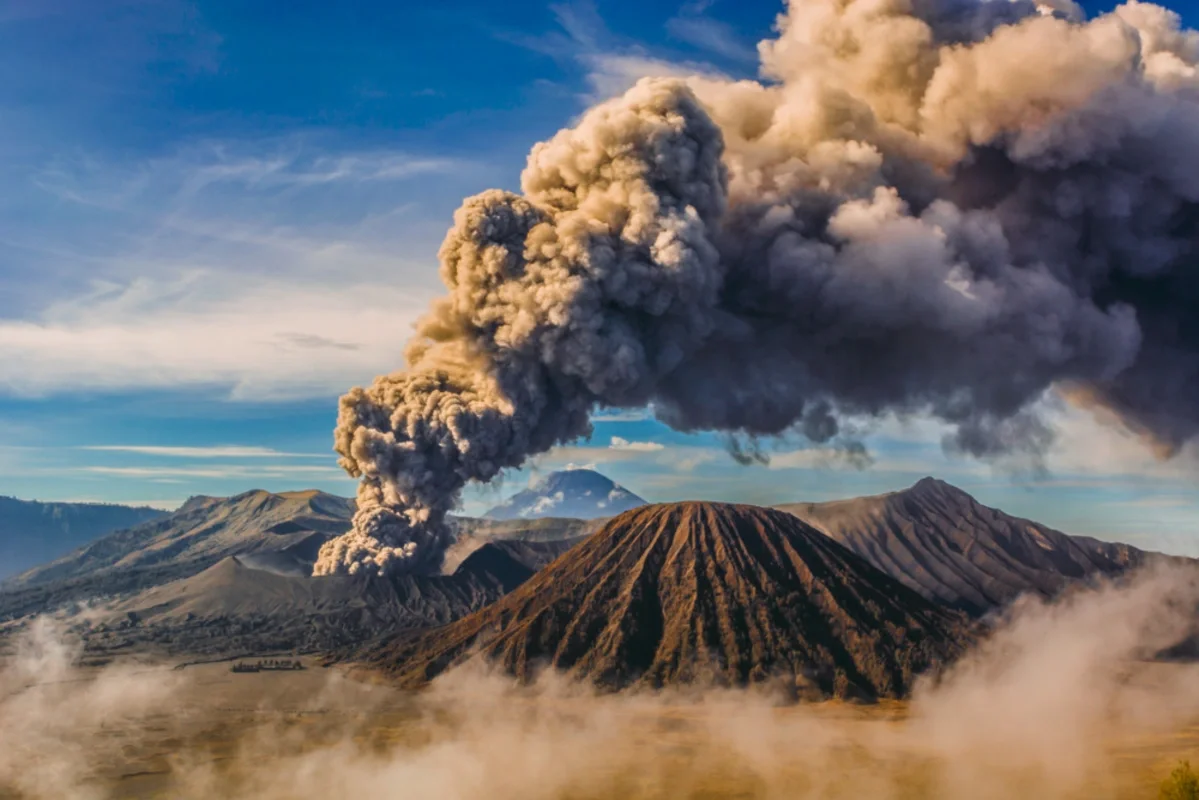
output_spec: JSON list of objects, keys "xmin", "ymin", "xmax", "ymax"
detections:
[{"xmin": 315, "ymin": 0, "xmax": 1199, "ymax": 575}]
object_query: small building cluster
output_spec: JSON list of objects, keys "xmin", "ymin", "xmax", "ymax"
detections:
[{"xmin": 230, "ymin": 658, "xmax": 304, "ymax": 673}]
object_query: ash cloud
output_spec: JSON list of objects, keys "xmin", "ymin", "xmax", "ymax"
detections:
[{"xmin": 316, "ymin": 0, "xmax": 1199, "ymax": 576}]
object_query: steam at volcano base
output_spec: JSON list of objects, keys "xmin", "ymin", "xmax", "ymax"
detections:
[{"xmin": 314, "ymin": 0, "xmax": 1199, "ymax": 576}]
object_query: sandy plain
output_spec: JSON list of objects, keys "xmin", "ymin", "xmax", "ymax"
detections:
[{"xmin": 4, "ymin": 656, "xmax": 1199, "ymax": 800}]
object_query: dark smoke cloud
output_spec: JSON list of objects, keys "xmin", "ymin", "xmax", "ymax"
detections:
[{"xmin": 316, "ymin": 0, "xmax": 1199, "ymax": 575}]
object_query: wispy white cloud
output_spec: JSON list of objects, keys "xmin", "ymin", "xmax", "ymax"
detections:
[
  {"xmin": 549, "ymin": 0, "xmax": 609, "ymax": 50},
  {"xmin": 591, "ymin": 406, "xmax": 654, "ymax": 422},
  {"xmin": 48, "ymin": 497, "xmax": 184, "ymax": 511},
  {"xmin": 0, "ymin": 273, "xmax": 432, "ymax": 399},
  {"xmin": 766, "ymin": 446, "xmax": 980, "ymax": 477},
  {"xmin": 557, "ymin": 461, "xmax": 598, "ymax": 472},
  {"xmin": 868, "ymin": 397, "xmax": 1199, "ymax": 480},
  {"xmin": 830, "ymin": 398, "xmax": 1199, "ymax": 482},
  {"xmin": 34, "ymin": 142, "xmax": 465, "ymax": 211},
  {"xmin": 580, "ymin": 52, "xmax": 728, "ymax": 100},
  {"xmin": 673, "ymin": 449, "xmax": 719, "ymax": 472},
  {"xmin": 609, "ymin": 436, "xmax": 664, "ymax": 452},
  {"xmin": 81, "ymin": 445, "xmax": 326, "ymax": 459},
  {"xmin": 536, "ymin": 440, "xmax": 721, "ymax": 473},
  {"xmin": 499, "ymin": 0, "xmax": 730, "ymax": 102},
  {"xmin": 535, "ymin": 444, "xmax": 655, "ymax": 466},
  {"xmin": 1042, "ymin": 403, "xmax": 1199, "ymax": 478},
  {"xmin": 78, "ymin": 464, "xmax": 344, "ymax": 480},
  {"xmin": 173, "ymin": 150, "xmax": 461, "ymax": 192},
  {"xmin": 0, "ymin": 130, "xmax": 473, "ymax": 400},
  {"xmin": 13, "ymin": 136, "xmax": 466, "ymax": 282},
  {"xmin": 665, "ymin": 3, "xmax": 758, "ymax": 64}
]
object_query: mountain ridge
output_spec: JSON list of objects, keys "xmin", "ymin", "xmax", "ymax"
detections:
[
  {"xmin": 3, "ymin": 477, "xmax": 1170, "ymax": 665},
  {"xmin": 777, "ymin": 477, "xmax": 1151, "ymax": 614},
  {"xmin": 71, "ymin": 538, "xmax": 580, "ymax": 660},
  {"xmin": 7, "ymin": 489, "xmax": 355, "ymax": 589},
  {"xmin": 366, "ymin": 502, "xmax": 971, "ymax": 699},
  {"xmin": 0, "ymin": 488, "xmax": 597, "ymax": 643},
  {"xmin": 0, "ymin": 497, "xmax": 166, "ymax": 581}
]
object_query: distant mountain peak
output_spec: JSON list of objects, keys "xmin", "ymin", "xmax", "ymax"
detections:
[
  {"xmin": 484, "ymin": 469, "xmax": 646, "ymax": 521},
  {"xmin": 904, "ymin": 476, "xmax": 972, "ymax": 502},
  {"xmin": 180, "ymin": 489, "xmax": 348, "ymax": 516}
]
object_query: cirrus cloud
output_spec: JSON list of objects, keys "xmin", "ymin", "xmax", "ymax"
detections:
[
  {"xmin": 0, "ymin": 273, "xmax": 433, "ymax": 400},
  {"xmin": 608, "ymin": 436, "xmax": 665, "ymax": 452}
]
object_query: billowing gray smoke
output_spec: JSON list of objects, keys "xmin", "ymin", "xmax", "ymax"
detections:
[{"xmin": 314, "ymin": 0, "xmax": 1199, "ymax": 576}]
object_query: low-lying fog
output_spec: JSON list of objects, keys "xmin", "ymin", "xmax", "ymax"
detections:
[{"xmin": 4, "ymin": 564, "xmax": 1199, "ymax": 799}]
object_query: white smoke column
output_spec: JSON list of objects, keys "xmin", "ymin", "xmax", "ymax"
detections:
[{"xmin": 317, "ymin": 0, "xmax": 1199, "ymax": 575}]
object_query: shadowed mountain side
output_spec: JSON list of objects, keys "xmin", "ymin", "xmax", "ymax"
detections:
[
  {"xmin": 777, "ymin": 478, "xmax": 1152, "ymax": 615},
  {"xmin": 0, "ymin": 497, "xmax": 166, "ymax": 581},
  {"xmin": 443, "ymin": 517, "xmax": 605, "ymax": 572},
  {"xmin": 2, "ymin": 488, "xmax": 597, "ymax": 618},
  {"xmin": 366, "ymin": 503, "xmax": 971, "ymax": 700},
  {"xmin": 8, "ymin": 490, "xmax": 355, "ymax": 589},
  {"xmin": 43, "ymin": 539, "xmax": 581, "ymax": 660}
]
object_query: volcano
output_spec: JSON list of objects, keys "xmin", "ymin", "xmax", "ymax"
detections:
[
  {"xmin": 484, "ymin": 469, "xmax": 645, "ymax": 520},
  {"xmin": 368, "ymin": 502, "xmax": 970, "ymax": 699},
  {"xmin": 778, "ymin": 478, "xmax": 1150, "ymax": 615}
]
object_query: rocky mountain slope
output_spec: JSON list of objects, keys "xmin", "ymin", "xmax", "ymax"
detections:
[
  {"xmin": 5, "ymin": 477, "xmax": 1163, "ymax": 665},
  {"xmin": 367, "ymin": 502, "xmax": 970, "ymax": 699},
  {"xmin": 57, "ymin": 538, "xmax": 577, "ymax": 660},
  {"xmin": 485, "ymin": 469, "xmax": 646, "ymax": 520},
  {"xmin": 7, "ymin": 489, "xmax": 354, "ymax": 589},
  {"xmin": 0, "ymin": 488, "xmax": 593, "ymax": 657},
  {"xmin": 777, "ymin": 477, "xmax": 1151, "ymax": 615},
  {"xmin": 0, "ymin": 497, "xmax": 165, "ymax": 581},
  {"xmin": 10, "ymin": 488, "xmax": 603, "ymax": 591}
]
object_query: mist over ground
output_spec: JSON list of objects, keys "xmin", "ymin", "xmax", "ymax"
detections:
[{"xmin": 4, "ymin": 564, "xmax": 1199, "ymax": 799}]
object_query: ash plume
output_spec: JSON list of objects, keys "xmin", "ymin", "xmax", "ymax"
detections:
[{"xmin": 315, "ymin": 0, "xmax": 1199, "ymax": 576}]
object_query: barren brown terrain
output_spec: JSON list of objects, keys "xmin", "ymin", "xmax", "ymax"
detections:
[
  {"xmin": 369, "ymin": 502, "xmax": 972, "ymax": 698},
  {"xmin": 4, "ymin": 658, "xmax": 1199, "ymax": 800},
  {"xmin": 779, "ymin": 478, "xmax": 1151, "ymax": 615}
]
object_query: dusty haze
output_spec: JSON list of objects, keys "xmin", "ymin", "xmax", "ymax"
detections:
[{"xmin": 4, "ymin": 564, "xmax": 1199, "ymax": 798}]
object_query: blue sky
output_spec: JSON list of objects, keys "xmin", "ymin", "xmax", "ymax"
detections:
[{"xmin": 1, "ymin": 0, "xmax": 1198, "ymax": 554}]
